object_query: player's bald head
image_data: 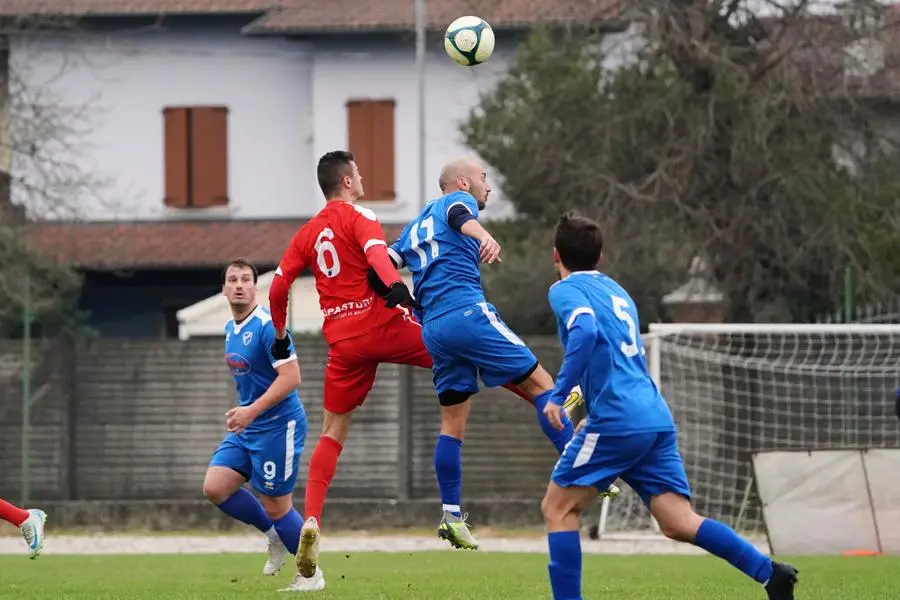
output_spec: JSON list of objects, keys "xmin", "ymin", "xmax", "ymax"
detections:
[{"xmin": 438, "ymin": 158, "xmax": 482, "ymax": 192}]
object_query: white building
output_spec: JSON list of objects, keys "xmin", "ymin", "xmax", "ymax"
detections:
[{"xmin": 5, "ymin": 0, "xmax": 621, "ymax": 336}]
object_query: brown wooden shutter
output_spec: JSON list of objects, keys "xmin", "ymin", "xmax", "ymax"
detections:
[
  {"xmin": 189, "ymin": 106, "xmax": 229, "ymax": 208},
  {"xmin": 371, "ymin": 100, "xmax": 396, "ymax": 201},
  {"xmin": 347, "ymin": 100, "xmax": 375, "ymax": 198},
  {"xmin": 347, "ymin": 99, "xmax": 395, "ymax": 201},
  {"xmin": 163, "ymin": 107, "xmax": 189, "ymax": 208}
]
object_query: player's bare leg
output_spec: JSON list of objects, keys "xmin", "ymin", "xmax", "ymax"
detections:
[
  {"xmin": 1, "ymin": 498, "xmax": 46, "ymax": 559},
  {"xmin": 649, "ymin": 492, "xmax": 797, "ymax": 599},
  {"xmin": 203, "ymin": 467, "xmax": 288, "ymax": 576}
]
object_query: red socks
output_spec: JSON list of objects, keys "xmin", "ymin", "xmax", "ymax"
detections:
[
  {"xmin": 0, "ymin": 499, "xmax": 29, "ymax": 527},
  {"xmin": 304, "ymin": 435, "xmax": 343, "ymax": 526},
  {"xmin": 502, "ymin": 382, "xmax": 534, "ymax": 404}
]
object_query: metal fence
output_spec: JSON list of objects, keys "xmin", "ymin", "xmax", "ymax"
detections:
[
  {"xmin": 0, "ymin": 336, "xmax": 565, "ymax": 503},
  {"xmin": 2, "ymin": 331, "xmax": 896, "ymax": 533}
]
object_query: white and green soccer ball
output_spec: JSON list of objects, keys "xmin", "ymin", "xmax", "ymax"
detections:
[{"xmin": 444, "ymin": 16, "xmax": 495, "ymax": 66}]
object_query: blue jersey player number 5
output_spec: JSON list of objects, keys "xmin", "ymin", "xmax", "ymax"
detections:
[{"xmin": 548, "ymin": 272, "xmax": 674, "ymax": 437}]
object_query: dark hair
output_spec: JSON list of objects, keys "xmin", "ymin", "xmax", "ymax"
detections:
[
  {"xmin": 554, "ymin": 211, "xmax": 604, "ymax": 272},
  {"xmin": 222, "ymin": 258, "xmax": 259, "ymax": 284},
  {"xmin": 317, "ymin": 150, "xmax": 355, "ymax": 198}
]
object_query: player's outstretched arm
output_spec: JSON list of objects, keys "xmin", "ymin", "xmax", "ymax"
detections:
[
  {"xmin": 364, "ymin": 244, "xmax": 419, "ymax": 309},
  {"xmin": 366, "ymin": 238, "xmax": 404, "ymax": 298},
  {"xmin": 364, "ymin": 243, "xmax": 403, "ymax": 290},
  {"xmin": 444, "ymin": 193, "xmax": 500, "ymax": 264},
  {"xmin": 550, "ymin": 315, "xmax": 596, "ymax": 405},
  {"xmin": 350, "ymin": 204, "xmax": 419, "ymax": 308},
  {"xmin": 269, "ymin": 231, "xmax": 308, "ymax": 340},
  {"xmin": 460, "ymin": 220, "xmax": 501, "ymax": 264},
  {"xmin": 350, "ymin": 205, "xmax": 408, "ymax": 290},
  {"xmin": 254, "ymin": 359, "xmax": 301, "ymax": 412},
  {"xmin": 227, "ymin": 361, "xmax": 301, "ymax": 433},
  {"xmin": 544, "ymin": 285, "xmax": 598, "ymax": 429},
  {"xmin": 226, "ymin": 330, "xmax": 301, "ymax": 433}
]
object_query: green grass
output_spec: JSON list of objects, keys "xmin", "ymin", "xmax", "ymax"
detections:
[
  {"xmin": 0, "ymin": 552, "xmax": 897, "ymax": 599},
  {"xmin": 0, "ymin": 526, "xmax": 547, "ymax": 538}
]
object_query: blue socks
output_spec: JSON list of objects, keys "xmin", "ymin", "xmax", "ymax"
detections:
[
  {"xmin": 217, "ymin": 488, "xmax": 273, "ymax": 533},
  {"xmin": 695, "ymin": 518, "xmax": 774, "ymax": 583},
  {"xmin": 533, "ymin": 391, "xmax": 575, "ymax": 454},
  {"xmin": 547, "ymin": 530, "xmax": 582, "ymax": 600},
  {"xmin": 433, "ymin": 392, "xmax": 573, "ymax": 520},
  {"xmin": 217, "ymin": 489, "xmax": 302, "ymax": 554},
  {"xmin": 434, "ymin": 434, "xmax": 463, "ymax": 517},
  {"xmin": 545, "ymin": 520, "xmax": 772, "ymax": 600},
  {"xmin": 273, "ymin": 507, "xmax": 303, "ymax": 554}
]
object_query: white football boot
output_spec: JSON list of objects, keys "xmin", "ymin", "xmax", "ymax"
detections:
[
  {"xmin": 296, "ymin": 517, "xmax": 321, "ymax": 578},
  {"xmin": 20, "ymin": 509, "xmax": 47, "ymax": 559},
  {"xmin": 263, "ymin": 538, "xmax": 290, "ymax": 576},
  {"xmin": 279, "ymin": 566, "xmax": 326, "ymax": 593}
]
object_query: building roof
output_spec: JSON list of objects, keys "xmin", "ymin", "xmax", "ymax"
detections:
[
  {"xmin": 26, "ymin": 219, "xmax": 406, "ymax": 270},
  {"xmin": 0, "ymin": 0, "xmax": 283, "ymax": 16},
  {"xmin": 247, "ymin": 0, "xmax": 622, "ymax": 34},
  {"xmin": 0, "ymin": 0, "xmax": 623, "ymax": 31}
]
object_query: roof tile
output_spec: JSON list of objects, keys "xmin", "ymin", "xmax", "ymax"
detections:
[
  {"xmin": 0, "ymin": 0, "xmax": 284, "ymax": 16},
  {"xmin": 27, "ymin": 219, "xmax": 406, "ymax": 270},
  {"xmin": 248, "ymin": 0, "xmax": 622, "ymax": 33},
  {"xmin": 0, "ymin": 0, "xmax": 622, "ymax": 29}
]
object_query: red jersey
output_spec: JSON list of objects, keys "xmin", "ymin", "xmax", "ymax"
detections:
[{"xmin": 269, "ymin": 201, "xmax": 404, "ymax": 345}]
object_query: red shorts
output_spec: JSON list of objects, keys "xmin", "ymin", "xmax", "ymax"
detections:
[{"xmin": 324, "ymin": 313, "xmax": 433, "ymax": 414}]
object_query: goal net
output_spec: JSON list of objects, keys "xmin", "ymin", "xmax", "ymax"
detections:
[{"xmin": 597, "ymin": 323, "xmax": 900, "ymax": 541}]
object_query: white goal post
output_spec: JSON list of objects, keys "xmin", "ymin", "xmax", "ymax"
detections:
[{"xmin": 593, "ymin": 322, "xmax": 900, "ymax": 550}]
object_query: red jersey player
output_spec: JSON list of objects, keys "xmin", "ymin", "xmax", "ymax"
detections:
[
  {"xmin": 268, "ymin": 151, "xmax": 426, "ymax": 591},
  {"xmin": 269, "ymin": 151, "xmax": 576, "ymax": 592}
]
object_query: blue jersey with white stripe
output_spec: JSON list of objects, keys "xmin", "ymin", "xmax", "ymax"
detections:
[
  {"xmin": 549, "ymin": 271, "xmax": 675, "ymax": 435},
  {"xmin": 389, "ymin": 191, "xmax": 484, "ymax": 323},
  {"xmin": 224, "ymin": 305, "xmax": 305, "ymax": 432}
]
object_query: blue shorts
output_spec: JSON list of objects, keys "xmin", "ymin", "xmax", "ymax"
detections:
[
  {"xmin": 209, "ymin": 415, "xmax": 306, "ymax": 497},
  {"xmin": 422, "ymin": 302, "xmax": 538, "ymax": 395},
  {"xmin": 551, "ymin": 430, "xmax": 691, "ymax": 506}
]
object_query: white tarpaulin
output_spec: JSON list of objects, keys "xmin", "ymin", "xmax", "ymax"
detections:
[
  {"xmin": 862, "ymin": 449, "xmax": 900, "ymax": 554},
  {"xmin": 753, "ymin": 449, "xmax": 900, "ymax": 555},
  {"xmin": 176, "ymin": 270, "xmax": 414, "ymax": 339}
]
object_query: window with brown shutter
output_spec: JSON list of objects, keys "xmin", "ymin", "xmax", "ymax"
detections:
[
  {"xmin": 163, "ymin": 106, "xmax": 229, "ymax": 209},
  {"xmin": 346, "ymin": 99, "xmax": 395, "ymax": 201}
]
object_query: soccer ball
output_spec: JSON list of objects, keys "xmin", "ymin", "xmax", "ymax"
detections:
[{"xmin": 444, "ymin": 16, "xmax": 495, "ymax": 66}]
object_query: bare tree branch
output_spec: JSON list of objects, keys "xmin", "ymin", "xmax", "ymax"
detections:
[{"xmin": 0, "ymin": 15, "xmax": 109, "ymax": 335}]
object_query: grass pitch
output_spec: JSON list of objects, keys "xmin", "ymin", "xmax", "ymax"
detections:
[{"xmin": 1, "ymin": 552, "xmax": 896, "ymax": 599}]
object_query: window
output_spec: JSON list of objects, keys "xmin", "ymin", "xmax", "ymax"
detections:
[
  {"xmin": 163, "ymin": 106, "xmax": 229, "ymax": 209},
  {"xmin": 162, "ymin": 305, "xmax": 180, "ymax": 339},
  {"xmin": 346, "ymin": 99, "xmax": 396, "ymax": 201}
]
